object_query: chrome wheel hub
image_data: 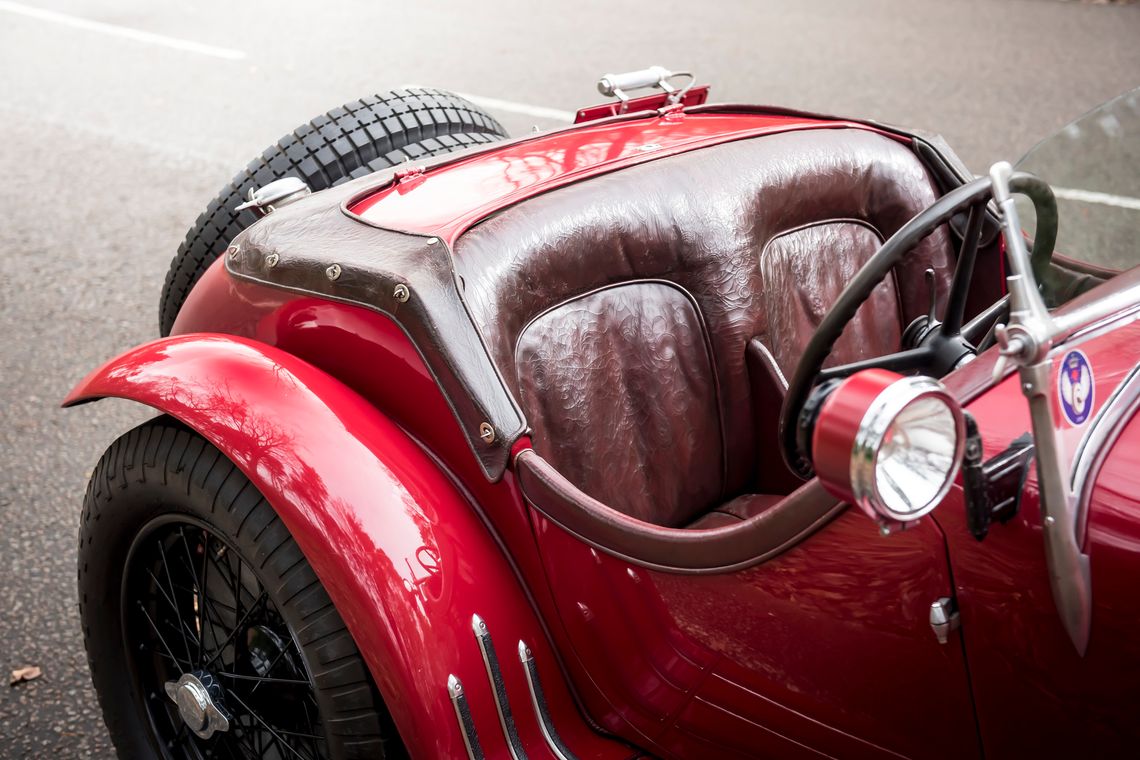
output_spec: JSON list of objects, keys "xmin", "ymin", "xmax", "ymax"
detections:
[{"xmin": 164, "ymin": 671, "xmax": 231, "ymax": 739}]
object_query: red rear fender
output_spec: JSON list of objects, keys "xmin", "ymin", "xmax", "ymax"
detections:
[{"xmin": 64, "ymin": 334, "xmax": 610, "ymax": 759}]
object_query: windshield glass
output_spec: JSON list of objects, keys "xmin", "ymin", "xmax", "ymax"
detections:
[{"xmin": 1016, "ymin": 87, "xmax": 1140, "ymax": 274}]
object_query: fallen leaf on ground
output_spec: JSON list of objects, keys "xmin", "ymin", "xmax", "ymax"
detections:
[{"xmin": 9, "ymin": 666, "xmax": 42, "ymax": 686}]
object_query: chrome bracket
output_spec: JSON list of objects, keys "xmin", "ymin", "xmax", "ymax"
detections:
[
  {"xmin": 989, "ymin": 162, "xmax": 1092, "ymax": 655},
  {"xmin": 235, "ymin": 176, "xmax": 311, "ymax": 217}
]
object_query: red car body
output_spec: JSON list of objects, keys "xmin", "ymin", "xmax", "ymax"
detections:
[{"xmin": 66, "ymin": 91, "xmax": 1140, "ymax": 759}]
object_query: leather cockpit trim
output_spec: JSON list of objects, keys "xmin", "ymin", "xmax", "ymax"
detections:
[
  {"xmin": 226, "ymin": 197, "xmax": 525, "ymax": 481},
  {"xmin": 515, "ymin": 449, "xmax": 845, "ymax": 574}
]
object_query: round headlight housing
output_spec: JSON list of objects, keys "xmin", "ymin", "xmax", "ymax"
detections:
[{"xmin": 810, "ymin": 369, "xmax": 965, "ymax": 524}]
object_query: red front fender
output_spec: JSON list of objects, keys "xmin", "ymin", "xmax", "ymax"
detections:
[{"xmin": 64, "ymin": 334, "xmax": 598, "ymax": 759}]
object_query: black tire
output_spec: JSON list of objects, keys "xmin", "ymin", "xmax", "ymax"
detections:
[
  {"xmin": 79, "ymin": 417, "xmax": 405, "ymax": 759},
  {"xmin": 159, "ymin": 87, "xmax": 509, "ymax": 335}
]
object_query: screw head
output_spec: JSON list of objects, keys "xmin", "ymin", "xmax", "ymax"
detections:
[
  {"xmin": 478, "ymin": 422, "xmax": 495, "ymax": 444},
  {"xmin": 393, "ymin": 283, "xmax": 410, "ymax": 303},
  {"xmin": 326, "ymin": 263, "xmax": 342, "ymax": 281},
  {"xmin": 265, "ymin": 253, "xmax": 279, "ymax": 268}
]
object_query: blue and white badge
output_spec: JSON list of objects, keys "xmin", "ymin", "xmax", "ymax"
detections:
[{"xmin": 1058, "ymin": 349, "xmax": 1094, "ymax": 426}]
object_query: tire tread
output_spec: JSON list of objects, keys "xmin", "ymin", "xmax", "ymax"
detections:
[{"xmin": 159, "ymin": 88, "xmax": 507, "ymax": 334}]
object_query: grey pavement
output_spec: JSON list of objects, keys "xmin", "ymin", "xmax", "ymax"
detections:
[{"xmin": 1, "ymin": 0, "xmax": 1138, "ymax": 756}]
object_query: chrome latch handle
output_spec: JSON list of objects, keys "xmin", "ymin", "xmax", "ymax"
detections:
[
  {"xmin": 929, "ymin": 597, "xmax": 961, "ymax": 645},
  {"xmin": 597, "ymin": 66, "xmax": 696, "ymax": 112}
]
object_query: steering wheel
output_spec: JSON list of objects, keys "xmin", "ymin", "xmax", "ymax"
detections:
[{"xmin": 779, "ymin": 172, "xmax": 1058, "ymax": 478}]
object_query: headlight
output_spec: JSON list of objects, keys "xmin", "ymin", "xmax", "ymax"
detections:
[{"xmin": 807, "ymin": 369, "xmax": 965, "ymax": 526}]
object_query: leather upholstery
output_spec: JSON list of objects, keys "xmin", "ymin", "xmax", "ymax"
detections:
[
  {"xmin": 515, "ymin": 281, "xmax": 725, "ymax": 526},
  {"xmin": 758, "ymin": 220, "xmax": 903, "ymax": 372},
  {"xmin": 456, "ymin": 128, "xmax": 954, "ymax": 526}
]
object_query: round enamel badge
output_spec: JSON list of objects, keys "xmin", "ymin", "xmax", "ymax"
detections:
[{"xmin": 1058, "ymin": 349, "xmax": 1094, "ymax": 426}]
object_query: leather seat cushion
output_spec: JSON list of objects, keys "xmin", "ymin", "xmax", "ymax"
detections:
[
  {"xmin": 515, "ymin": 281, "xmax": 726, "ymax": 526},
  {"xmin": 758, "ymin": 219, "xmax": 903, "ymax": 372}
]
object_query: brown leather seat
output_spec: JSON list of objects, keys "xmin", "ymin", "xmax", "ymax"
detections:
[{"xmin": 455, "ymin": 128, "xmax": 953, "ymax": 527}]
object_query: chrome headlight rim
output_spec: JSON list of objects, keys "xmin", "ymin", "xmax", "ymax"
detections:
[{"xmin": 850, "ymin": 376, "xmax": 966, "ymax": 523}]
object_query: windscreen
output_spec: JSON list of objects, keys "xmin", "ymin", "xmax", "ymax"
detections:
[{"xmin": 1016, "ymin": 88, "xmax": 1140, "ymax": 274}]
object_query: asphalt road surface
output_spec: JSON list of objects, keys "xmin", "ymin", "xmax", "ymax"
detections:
[{"xmin": 1, "ymin": 0, "xmax": 1138, "ymax": 756}]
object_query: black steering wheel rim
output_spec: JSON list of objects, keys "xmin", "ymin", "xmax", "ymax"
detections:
[{"xmin": 778, "ymin": 171, "xmax": 1058, "ymax": 478}]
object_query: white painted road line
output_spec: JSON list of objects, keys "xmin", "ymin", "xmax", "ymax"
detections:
[
  {"xmin": 1052, "ymin": 187, "xmax": 1140, "ymax": 212},
  {"xmin": 402, "ymin": 84, "xmax": 574, "ymax": 122},
  {"xmin": 0, "ymin": 0, "xmax": 247, "ymax": 60}
]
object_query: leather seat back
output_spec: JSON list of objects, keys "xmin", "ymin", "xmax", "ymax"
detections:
[{"xmin": 455, "ymin": 128, "xmax": 953, "ymax": 526}]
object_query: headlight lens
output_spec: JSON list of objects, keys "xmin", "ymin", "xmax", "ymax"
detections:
[
  {"xmin": 849, "ymin": 376, "xmax": 965, "ymax": 523},
  {"xmin": 874, "ymin": 396, "xmax": 961, "ymax": 517}
]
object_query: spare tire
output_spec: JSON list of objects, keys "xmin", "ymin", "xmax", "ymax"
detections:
[{"xmin": 159, "ymin": 88, "xmax": 508, "ymax": 335}]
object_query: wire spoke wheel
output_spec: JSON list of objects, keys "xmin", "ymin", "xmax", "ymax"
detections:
[
  {"xmin": 127, "ymin": 516, "xmax": 325, "ymax": 760},
  {"xmin": 80, "ymin": 418, "xmax": 400, "ymax": 759}
]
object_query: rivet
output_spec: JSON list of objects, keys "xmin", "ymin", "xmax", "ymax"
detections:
[
  {"xmin": 426, "ymin": 237, "xmax": 439, "ymax": 246},
  {"xmin": 227, "ymin": 245, "xmax": 239, "ymax": 260},
  {"xmin": 393, "ymin": 283, "xmax": 410, "ymax": 303},
  {"xmin": 478, "ymin": 422, "xmax": 495, "ymax": 444},
  {"xmin": 326, "ymin": 263, "xmax": 342, "ymax": 281},
  {"xmin": 265, "ymin": 253, "xmax": 279, "ymax": 268},
  {"xmin": 1045, "ymin": 516, "xmax": 1056, "ymax": 527}
]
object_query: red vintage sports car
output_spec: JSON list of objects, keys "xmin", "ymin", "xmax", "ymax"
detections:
[{"xmin": 65, "ymin": 69, "xmax": 1140, "ymax": 759}]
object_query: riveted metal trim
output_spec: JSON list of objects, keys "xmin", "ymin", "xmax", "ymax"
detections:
[
  {"xmin": 448, "ymin": 675, "xmax": 485, "ymax": 760},
  {"xmin": 472, "ymin": 615, "xmax": 527, "ymax": 760},
  {"xmin": 518, "ymin": 641, "xmax": 576, "ymax": 760}
]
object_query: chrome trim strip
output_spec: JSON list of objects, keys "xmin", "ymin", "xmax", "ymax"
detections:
[
  {"xmin": 448, "ymin": 675, "xmax": 485, "ymax": 760},
  {"xmin": 518, "ymin": 641, "xmax": 576, "ymax": 760},
  {"xmin": 1072, "ymin": 365, "xmax": 1140, "ymax": 537},
  {"xmin": 1053, "ymin": 282, "xmax": 1140, "ymax": 344},
  {"xmin": 472, "ymin": 615, "xmax": 528, "ymax": 760}
]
